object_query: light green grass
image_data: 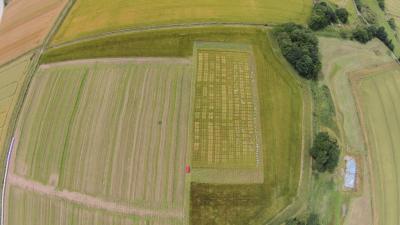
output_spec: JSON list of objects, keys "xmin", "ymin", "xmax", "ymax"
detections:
[
  {"xmin": 319, "ymin": 37, "xmax": 400, "ymax": 225},
  {"xmin": 52, "ymin": 0, "xmax": 312, "ymax": 44},
  {"xmin": 13, "ymin": 60, "xmax": 192, "ymax": 218},
  {"xmin": 319, "ymin": 37, "xmax": 394, "ymax": 152},
  {"xmin": 356, "ymin": 66, "xmax": 400, "ymax": 225}
]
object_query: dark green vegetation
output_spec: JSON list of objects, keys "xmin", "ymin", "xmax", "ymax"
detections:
[
  {"xmin": 310, "ymin": 132, "xmax": 340, "ymax": 173},
  {"xmin": 286, "ymin": 214, "xmax": 321, "ymax": 225},
  {"xmin": 191, "ymin": 183, "xmax": 265, "ymax": 224},
  {"xmin": 309, "ymin": 2, "xmax": 337, "ymax": 30},
  {"xmin": 311, "ymin": 83, "xmax": 338, "ymax": 133},
  {"xmin": 308, "ymin": 2, "xmax": 349, "ymax": 30},
  {"xmin": 273, "ymin": 23, "xmax": 321, "ymax": 79},
  {"xmin": 352, "ymin": 25, "xmax": 394, "ymax": 50},
  {"xmin": 335, "ymin": 8, "xmax": 349, "ymax": 24},
  {"xmin": 377, "ymin": 0, "xmax": 385, "ymax": 10},
  {"xmin": 42, "ymin": 27, "xmax": 262, "ymax": 63},
  {"xmin": 388, "ymin": 18, "xmax": 396, "ymax": 30}
]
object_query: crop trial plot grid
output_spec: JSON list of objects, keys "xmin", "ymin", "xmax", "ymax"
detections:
[{"xmin": 192, "ymin": 50, "xmax": 260, "ymax": 169}]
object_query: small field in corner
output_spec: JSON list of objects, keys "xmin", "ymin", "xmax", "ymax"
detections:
[
  {"xmin": 8, "ymin": 58, "xmax": 192, "ymax": 224},
  {"xmin": 0, "ymin": 54, "xmax": 32, "ymax": 192},
  {"xmin": 0, "ymin": 0, "xmax": 66, "ymax": 65},
  {"xmin": 351, "ymin": 63, "xmax": 400, "ymax": 225},
  {"xmin": 52, "ymin": 0, "xmax": 312, "ymax": 44}
]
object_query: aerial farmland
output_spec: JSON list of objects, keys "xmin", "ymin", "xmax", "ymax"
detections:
[{"xmin": 1, "ymin": 0, "xmax": 400, "ymax": 224}]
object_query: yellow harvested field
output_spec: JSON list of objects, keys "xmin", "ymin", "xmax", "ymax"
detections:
[
  {"xmin": 0, "ymin": 0, "xmax": 66, "ymax": 65},
  {"xmin": 192, "ymin": 47, "xmax": 262, "ymax": 170},
  {"xmin": 52, "ymin": 0, "xmax": 312, "ymax": 44}
]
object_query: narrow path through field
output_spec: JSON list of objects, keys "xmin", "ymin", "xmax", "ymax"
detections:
[
  {"xmin": 40, "ymin": 57, "xmax": 192, "ymax": 69},
  {"xmin": 7, "ymin": 173, "xmax": 184, "ymax": 219},
  {"xmin": 49, "ymin": 22, "xmax": 269, "ymax": 50}
]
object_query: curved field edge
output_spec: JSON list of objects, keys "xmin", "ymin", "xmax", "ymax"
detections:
[
  {"xmin": 51, "ymin": 0, "xmax": 312, "ymax": 44},
  {"xmin": 350, "ymin": 64, "xmax": 400, "ymax": 225},
  {"xmin": 319, "ymin": 37, "xmax": 397, "ymax": 225},
  {"xmin": 0, "ymin": 52, "xmax": 39, "ymax": 219}
]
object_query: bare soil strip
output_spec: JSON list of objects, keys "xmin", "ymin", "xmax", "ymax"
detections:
[
  {"xmin": 40, "ymin": 57, "xmax": 192, "ymax": 69},
  {"xmin": 7, "ymin": 174, "xmax": 183, "ymax": 219}
]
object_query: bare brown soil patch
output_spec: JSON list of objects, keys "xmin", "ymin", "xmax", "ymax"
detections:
[{"xmin": 0, "ymin": 0, "xmax": 67, "ymax": 65}]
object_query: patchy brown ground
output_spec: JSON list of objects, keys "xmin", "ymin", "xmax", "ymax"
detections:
[{"xmin": 0, "ymin": 0, "xmax": 66, "ymax": 65}]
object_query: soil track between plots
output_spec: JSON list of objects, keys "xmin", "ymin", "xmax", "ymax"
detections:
[
  {"xmin": 40, "ymin": 57, "xmax": 192, "ymax": 69},
  {"xmin": 7, "ymin": 173, "xmax": 183, "ymax": 219}
]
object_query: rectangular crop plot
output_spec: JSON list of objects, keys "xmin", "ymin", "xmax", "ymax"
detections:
[
  {"xmin": 192, "ymin": 46, "xmax": 262, "ymax": 169},
  {"xmin": 12, "ymin": 59, "xmax": 192, "ymax": 217}
]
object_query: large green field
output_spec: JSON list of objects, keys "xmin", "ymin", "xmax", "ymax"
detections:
[
  {"xmin": 52, "ymin": 0, "xmax": 312, "ymax": 44},
  {"xmin": 352, "ymin": 64, "xmax": 400, "ymax": 225},
  {"xmin": 10, "ymin": 59, "xmax": 192, "ymax": 223}
]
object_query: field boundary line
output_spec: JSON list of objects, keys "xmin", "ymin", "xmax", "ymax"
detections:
[
  {"xmin": 7, "ymin": 174, "xmax": 183, "ymax": 219},
  {"xmin": 40, "ymin": 57, "xmax": 192, "ymax": 69},
  {"xmin": 0, "ymin": 137, "xmax": 13, "ymax": 225},
  {"xmin": 49, "ymin": 22, "xmax": 270, "ymax": 50}
]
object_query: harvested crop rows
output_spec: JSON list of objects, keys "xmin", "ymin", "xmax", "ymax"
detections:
[
  {"xmin": 192, "ymin": 48, "xmax": 261, "ymax": 169},
  {"xmin": 52, "ymin": 0, "xmax": 312, "ymax": 44},
  {"xmin": 7, "ymin": 186, "xmax": 182, "ymax": 225},
  {"xmin": 9, "ymin": 59, "xmax": 192, "ymax": 223},
  {"xmin": 351, "ymin": 64, "xmax": 400, "ymax": 225},
  {"xmin": 0, "ymin": 0, "xmax": 67, "ymax": 64}
]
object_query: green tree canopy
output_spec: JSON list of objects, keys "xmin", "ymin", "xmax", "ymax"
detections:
[
  {"xmin": 274, "ymin": 23, "xmax": 321, "ymax": 80},
  {"xmin": 310, "ymin": 132, "xmax": 340, "ymax": 172}
]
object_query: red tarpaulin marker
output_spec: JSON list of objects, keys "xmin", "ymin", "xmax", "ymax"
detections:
[{"xmin": 185, "ymin": 165, "xmax": 191, "ymax": 173}]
